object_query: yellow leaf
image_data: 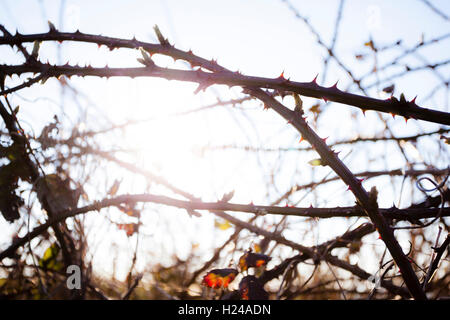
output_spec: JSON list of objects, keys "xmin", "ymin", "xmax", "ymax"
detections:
[
  {"xmin": 293, "ymin": 93, "xmax": 303, "ymax": 113},
  {"xmin": 39, "ymin": 243, "xmax": 63, "ymax": 271},
  {"xmin": 253, "ymin": 243, "xmax": 262, "ymax": 253},
  {"xmin": 214, "ymin": 219, "xmax": 232, "ymax": 230},
  {"xmin": 108, "ymin": 179, "xmax": 121, "ymax": 196},
  {"xmin": 31, "ymin": 41, "xmax": 41, "ymax": 58},
  {"xmin": 364, "ymin": 40, "xmax": 375, "ymax": 50},
  {"xmin": 308, "ymin": 158, "xmax": 323, "ymax": 166},
  {"xmin": 309, "ymin": 103, "xmax": 321, "ymax": 115}
]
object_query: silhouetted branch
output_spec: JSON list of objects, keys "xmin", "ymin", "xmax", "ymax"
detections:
[{"xmin": 1, "ymin": 28, "xmax": 449, "ymax": 124}]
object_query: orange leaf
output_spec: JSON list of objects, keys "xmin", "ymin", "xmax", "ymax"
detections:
[
  {"xmin": 238, "ymin": 251, "xmax": 271, "ymax": 271},
  {"xmin": 117, "ymin": 223, "xmax": 138, "ymax": 237},
  {"xmin": 202, "ymin": 268, "xmax": 238, "ymax": 289}
]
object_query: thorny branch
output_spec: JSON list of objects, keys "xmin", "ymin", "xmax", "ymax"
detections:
[{"xmin": 1, "ymin": 29, "xmax": 449, "ymax": 124}]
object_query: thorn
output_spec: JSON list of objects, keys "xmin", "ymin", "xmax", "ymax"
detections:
[
  {"xmin": 194, "ymin": 82, "xmax": 210, "ymax": 94},
  {"xmin": 390, "ymin": 113, "xmax": 396, "ymax": 119},
  {"xmin": 330, "ymin": 81, "xmax": 339, "ymax": 90},
  {"xmin": 299, "ymin": 136, "xmax": 304, "ymax": 143},
  {"xmin": 189, "ymin": 61, "xmax": 199, "ymax": 68},
  {"xmin": 399, "ymin": 93, "xmax": 407, "ymax": 103},
  {"xmin": 241, "ymin": 88, "xmax": 251, "ymax": 95},
  {"xmin": 97, "ymin": 43, "xmax": 102, "ymax": 49},
  {"xmin": 362, "ymin": 109, "xmax": 366, "ymax": 116},
  {"xmin": 311, "ymin": 74, "xmax": 319, "ymax": 84},
  {"xmin": 347, "ymin": 185, "xmax": 352, "ymax": 191},
  {"xmin": 323, "ymin": 97, "xmax": 328, "ymax": 103},
  {"xmin": 263, "ymin": 104, "xmax": 270, "ymax": 110},
  {"xmin": 47, "ymin": 21, "xmax": 56, "ymax": 32},
  {"xmin": 278, "ymin": 71, "xmax": 285, "ymax": 80},
  {"xmin": 404, "ymin": 116, "xmax": 410, "ymax": 123},
  {"xmin": 410, "ymin": 96, "xmax": 417, "ymax": 104},
  {"xmin": 322, "ymin": 136, "xmax": 329, "ymax": 143},
  {"xmin": 333, "ymin": 150, "xmax": 341, "ymax": 157}
]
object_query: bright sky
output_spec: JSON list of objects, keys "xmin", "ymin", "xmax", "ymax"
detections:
[{"xmin": 1, "ymin": 0, "xmax": 449, "ymax": 284}]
